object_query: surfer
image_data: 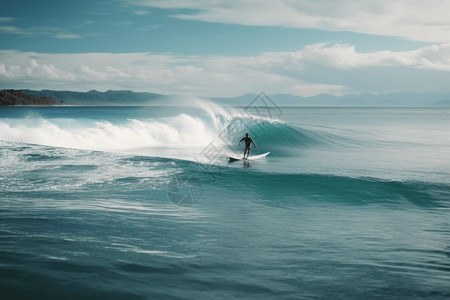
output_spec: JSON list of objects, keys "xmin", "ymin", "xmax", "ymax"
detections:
[{"xmin": 239, "ymin": 133, "xmax": 258, "ymax": 159}]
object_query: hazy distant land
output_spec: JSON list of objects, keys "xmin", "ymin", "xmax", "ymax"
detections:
[
  {"xmin": 1, "ymin": 89, "xmax": 450, "ymax": 106},
  {"xmin": 212, "ymin": 92, "xmax": 450, "ymax": 107}
]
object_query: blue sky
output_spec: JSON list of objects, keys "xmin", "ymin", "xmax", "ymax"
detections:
[{"xmin": 1, "ymin": 0, "xmax": 450, "ymax": 97}]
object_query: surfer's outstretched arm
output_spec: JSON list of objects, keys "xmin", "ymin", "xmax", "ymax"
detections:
[
  {"xmin": 252, "ymin": 139, "xmax": 258, "ymax": 150},
  {"xmin": 239, "ymin": 137, "xmax": 245, "ymax": 146}
]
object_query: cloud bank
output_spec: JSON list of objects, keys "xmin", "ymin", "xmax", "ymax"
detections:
[
  {"xmin": 0, "ymin": 17, "xmax": 82, "ymax": 39},
  {"xmin": 1, "ymin": 43, "xmax": 450, "ymax": 97},
  {"xmin": 131, "ymin": 0, "xmax": 450, "ymax": 43}
]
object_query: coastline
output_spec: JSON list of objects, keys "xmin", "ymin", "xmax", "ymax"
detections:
[{"xmin": 0, "ymin": 89, "xmax": 63, "ymax": 106}]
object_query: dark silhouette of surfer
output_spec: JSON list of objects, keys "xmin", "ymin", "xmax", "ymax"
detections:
[{"xmin": 239, "ymin": 133, "xmax": 257, "ymax": 159}]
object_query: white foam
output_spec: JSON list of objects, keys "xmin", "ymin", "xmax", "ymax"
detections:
[{"xmin": 0, "ymin": 113, "xmax": 223, "ymax": 154}]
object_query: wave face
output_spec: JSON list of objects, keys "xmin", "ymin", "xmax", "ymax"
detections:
[
  {"xmin": 1, "ymin": 104, "xmax": 450, "ymax": 299},
  {"xmin": 0, "ymin": 105, "xmax": 337, "ymax": 163},
  {"xmin": 207, "ymin": 169, "xmax": 450, "ymax": 208}
]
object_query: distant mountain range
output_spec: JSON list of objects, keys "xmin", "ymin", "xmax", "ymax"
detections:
[
  {"xmin": 2, "ymin": 89, "xmax": 450, "ymax": 106},
  {"xmin": 23, "ymin": 89, "xmax": 163, "ymax": 105},
  {"xmin": 212, "ymin": 92, "xmax": 450, "ymax": 107}
]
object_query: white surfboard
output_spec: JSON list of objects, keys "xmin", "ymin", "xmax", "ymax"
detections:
[{"xmin": 229, "ymin": 152, "xmax": 270, "ymax": 162}]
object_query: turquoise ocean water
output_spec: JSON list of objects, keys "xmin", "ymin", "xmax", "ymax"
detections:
[{"xmin": 0, "ymin": 102, "xmax": 449, "ymax": 299}]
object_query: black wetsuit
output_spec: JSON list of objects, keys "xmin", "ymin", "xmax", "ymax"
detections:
[{"xmin": 241, "ymin": 137, "xmax": 254, "ymax": 148}]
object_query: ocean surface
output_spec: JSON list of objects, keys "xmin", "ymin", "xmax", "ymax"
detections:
[{"xmin": 0, "ymin": 100, "xmax": 449, "ymax": 299}]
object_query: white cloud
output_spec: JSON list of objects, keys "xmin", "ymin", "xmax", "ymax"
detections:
[
  {"xmin": 0, "ymin": 56, "xmax": 75, "ymax": 80},
  {"xmin": 294, "ymin": 43, "xmax": 450, "ymax": 71},
  {"xmin": 0, "ymin": 17, "xmax": 15, "ymax": 22},
  {"xmin": 1, "ymin": 43, "xmax": 450, "ymax": 96},
  {"xmin": 0, "ymin": 25, "xmax": 33, "ymax": 35},
  {"xmin": 0, "ymin": 16, "xmax": 82, "ymax": 39},
  {"xmin": 131, "ymin": 0, "xmax": 450, "ymax": 43},
  {"xmin": 134, "ymin": 10, "xmax": 150, "ymax": 15},
  {"xmin": 240, "ymin": 43, "xmax": 450, "ymax": 73},
  {"xmin": 53, "ymin": 33, "xmax": 82, "ymax": 39}
]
